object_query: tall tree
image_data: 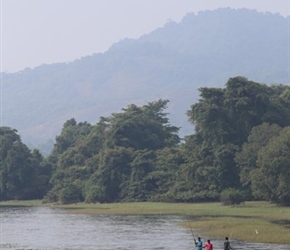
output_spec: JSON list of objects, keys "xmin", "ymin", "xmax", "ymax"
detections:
[
  {"xmin": 185, "ymin": 77, "xmax": 290, "ymax": 198},
  {"xmin": 105, "ymin": 99, "xmax": 180, "ymax": 150},
  {"xmin": 127, "ymin": 149, "xmax": 156, "ymax": 201},
  {"xmin": 85, "ymin": 147, "xmax": 133, "ymax": 203},
  {"xmin": 251, "ymin": 126, "xmax": 290, "ymax": 205},
  {"xmin": 0, "ymin": 127, "xmax": 48, "ymax": 200},
  {"xmin": 235, "ymin": 123, "xmax": 282, "ymax": 188}
]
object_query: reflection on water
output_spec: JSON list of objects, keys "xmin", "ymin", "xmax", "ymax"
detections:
[{"xmin": 0, "ymin": 207, "xmax": 289, "ymax": 250}]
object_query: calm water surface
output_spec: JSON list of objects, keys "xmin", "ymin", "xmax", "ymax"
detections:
[{"xmin": 0, "ymin": 207, "xmax": 289, "ymax": 250}]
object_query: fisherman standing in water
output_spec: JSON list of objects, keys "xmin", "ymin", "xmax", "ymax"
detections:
[
  {"xmin": 203, "ymin": 239, "xmax": 213, "ymax": 250},
  {"xmin": 224, "ymin": 237, "xmax": 233, "ymax": 250},
  {"xmin": 194, "ymin": 237, "xmax": 203, "ymax": 250}
]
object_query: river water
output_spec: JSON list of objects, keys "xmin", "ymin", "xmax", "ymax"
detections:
[{"xmin": 0, "ymin": 206, "xmax": 289, "ymax": 250}]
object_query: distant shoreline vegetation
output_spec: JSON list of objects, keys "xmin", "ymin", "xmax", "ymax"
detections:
[
  {"xmin": 1, "ymin": 77, "xmax": 290, "ymax": 208},
  {"xmin": 1, "ymin": 200, "xmax": 290, "ymax": 245}
]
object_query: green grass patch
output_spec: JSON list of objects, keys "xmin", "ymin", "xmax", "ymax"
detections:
[{"xmin": 187, "ymin": 217, "xmax": 290, "ymax": 244}]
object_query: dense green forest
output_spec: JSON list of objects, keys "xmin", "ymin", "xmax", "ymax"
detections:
[{"xmin": 1, "ymin": 77, "xmax": 290, "ymax": 205}]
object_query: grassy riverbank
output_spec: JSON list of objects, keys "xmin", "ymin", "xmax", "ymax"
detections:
[{"xmin": 1, "ymin": 200, "xmax": 289, "ymax": 245}]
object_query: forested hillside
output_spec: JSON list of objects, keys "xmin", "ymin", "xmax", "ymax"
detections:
[
  {"xmin": 1, "ymin": 77, "xmax": 290, "ymax": 205},
  {"xmin": 1, "ymin": 8, "xmax": 289, "ymax": 153}
]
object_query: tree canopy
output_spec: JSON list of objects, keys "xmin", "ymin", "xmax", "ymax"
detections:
[
  {"xmin": 1, "ymin": 77, "xmax": 290, "ymax": 205},
  {"xmin": 0, "ymin": 127, "xmax": 51, "ymax": 200}
]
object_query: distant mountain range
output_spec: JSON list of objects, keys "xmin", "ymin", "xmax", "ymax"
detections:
[{"xmin": 2, "ymin": 8, "xmax": 289, "ymax": 153}]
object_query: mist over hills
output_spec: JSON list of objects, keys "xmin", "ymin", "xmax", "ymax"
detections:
[{"xmin": 2, "ymin": 8, "xmax": 289, "ymax": 153}]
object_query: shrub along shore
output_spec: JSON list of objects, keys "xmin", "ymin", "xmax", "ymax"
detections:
[{"xmin": 1, "ymin": 200, "xmax": 289, "ymax": 245}]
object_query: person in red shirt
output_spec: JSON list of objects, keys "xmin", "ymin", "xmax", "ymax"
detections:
[{"xmin": 203, "ymin": 239, "xmax": 213, "ymax": 250}]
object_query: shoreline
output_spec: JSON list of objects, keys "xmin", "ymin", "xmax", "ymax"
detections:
[{"xmin": 1, "ymin": 200, "xmax": 289, "ymax": 245}]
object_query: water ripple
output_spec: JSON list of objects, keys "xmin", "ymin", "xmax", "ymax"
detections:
[{"xmin": 0, "ymin": 207, "xmax": 289, "ymax": 250}]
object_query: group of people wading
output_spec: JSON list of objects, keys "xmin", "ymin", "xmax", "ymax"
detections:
[{"xmin": 194, "ymin": 236, "xmax": 233, "ymax": 250}]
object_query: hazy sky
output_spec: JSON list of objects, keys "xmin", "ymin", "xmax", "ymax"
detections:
[{"xmin": 1, "ymin": 0, "xmax": 289, "ymax": 72}]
